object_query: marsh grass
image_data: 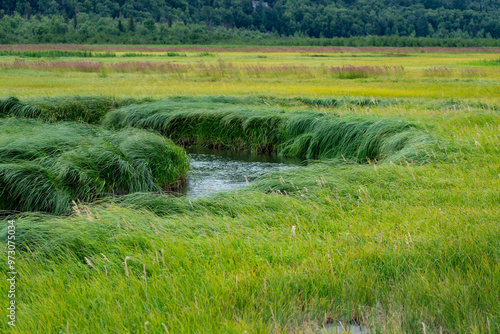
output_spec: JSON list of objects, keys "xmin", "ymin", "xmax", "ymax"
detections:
[
  {"xmin": 0, "ymin": 118, "xmax": 189, "ymax": 214},
  {"xmin": 0, "ymin": 96, "xmax": 152, "ymax": 124},
  {"xmin": 197, "ymin": 52, "xmax": 218, "ymax": 57},
  {"xmin": 471, "ymin": 58, "xmax": 500, "ymax": 66},
  {"xmin": 1, "ymin": 50, "xmax": 498, "ymax": 102},
  {"xmin": 0, "ymin": 96, "xmax": 498, "ymax": 333},
  {"xmin": 422, "ymin": 67, "xmax": 453, "ymax": 77},
  {"xmin": 0, "ymin": 59, "xmax": 406, "ymax": 80},
  {"xmin": 1, "ymin": 155, "xmax": 499, "ymax": 333},
  {"xmin": 103, "ymin": 99, "xmax": 443, "ymax": 163},
  {"xmin": 329, "ymin": 65, "xmax": 404, "ymax": 79},
  {"xmin": 0, "ymin": 46, "xmax": 498, "ymax": 332}
]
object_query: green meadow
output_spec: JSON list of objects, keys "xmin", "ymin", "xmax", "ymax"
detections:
[
  {"xmin": 0, "ymin": 47, "xmax": 499, "ymax": 333},
  {"xmin": 0, "ymin": 48, "xmax": 499, "ymax": 103}
]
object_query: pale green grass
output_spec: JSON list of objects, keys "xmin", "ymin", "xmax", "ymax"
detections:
[{"xmin": 1, "ymin": 71, "xmax": 498, "ymax": 103}]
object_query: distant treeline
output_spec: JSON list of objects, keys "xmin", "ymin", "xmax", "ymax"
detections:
[{"xmin": 0, "ymin": 0, "xmax": 499, "ymax": 45}]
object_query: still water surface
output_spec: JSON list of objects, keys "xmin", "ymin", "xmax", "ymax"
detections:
[{"xmin": 179, "ymin": 148, "xmax": 303, "ymax": 197}]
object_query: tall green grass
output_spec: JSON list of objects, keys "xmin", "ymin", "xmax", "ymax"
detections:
[
  {"xmin": 3, "ymin": 96, "xmax": 496, "ymax": 125},
  {"xmin": 0, "ymin": 94, "xmax": 498, "ymax": 333},
  {"xmin": 2, "ymin": 158, "xmax": 499, "ymax": 333},
  {"xmin": 0, "ymin": 96, "xmax": 153, "ymax": 124},
  {"xmin": 103, "ymin": 99, "xmax": 442, "ymax": 163},
  {"xmin": 0, "ymin": 118, "xmax": 189, "ymax": 214}
]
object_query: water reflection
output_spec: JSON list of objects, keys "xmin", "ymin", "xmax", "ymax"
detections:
[{"xmin": 179, "ymin": 147, "xmax": 303, "ymax": 197}]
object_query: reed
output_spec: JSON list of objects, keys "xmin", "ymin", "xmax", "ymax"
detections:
[
  {"xmin": 0, "ymin": 59, "xmax": 404, "ymax": 80},
  {"xmin": 422, "ymin": 67, "xmax": 453, "ymax": 77},
  {"xmin": 329, "ymin": 65, "xmax": 404, "ymax": 79}
]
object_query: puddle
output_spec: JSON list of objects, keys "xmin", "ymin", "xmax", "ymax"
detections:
[{"xmin": 178, "ymin": 147, "xmax": 303, "ymax": 197}]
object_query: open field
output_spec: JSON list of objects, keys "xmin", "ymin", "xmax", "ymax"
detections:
[
  {"xmin": 1, "ymin": 46, "xmax": 500, "ymax": 333},
  {"xmin": 0, "ymin": 48, "xmax": 499, "ymax": 103}
]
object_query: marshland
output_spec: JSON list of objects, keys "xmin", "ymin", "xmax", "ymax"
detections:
[{"xmin": 0, "ymin": 47, "xmax": 499, "ymax": 333}]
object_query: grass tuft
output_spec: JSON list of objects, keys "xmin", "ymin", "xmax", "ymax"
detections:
[{"xmin": 0, "ymin": 118, "xmax": 189, "ymax": 214}]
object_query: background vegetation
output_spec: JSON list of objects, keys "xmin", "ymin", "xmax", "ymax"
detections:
[
  {"xmin": 0, "ymin": 0, "xmax": 499, "ymax": 45},
  {"xmin": 1, "ymin": 49, "xmax": 498, "ymax": 104}
]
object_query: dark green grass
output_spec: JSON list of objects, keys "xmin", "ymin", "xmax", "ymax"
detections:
[
  {"xmin": 0, "ymin": 95, "xmax": 456, "ymax": 216},
  {"xmin": 2, "ymin": 96, "xmax": 496, "ymax": 125},
  {"xmin": 0, "ymin": 118, "xmax": 189, "ymax": 214},
  {"xmin": 0, "ymin": 96, "xmax": 153, "ymax": 124},
  {"xmin": 103, "ymin": 99, "xmax": 443, "ymax": 163}
]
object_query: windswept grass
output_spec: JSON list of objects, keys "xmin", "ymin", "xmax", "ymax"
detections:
[
  {"xmin": 1, "ymin": 155, "xmax": 499, "ymax": 333},
  {"xmin": 103, "ymin": 99, "xmax": 442, "ymax": 163},
  {"xmin": 0, "ymin": 47, "xmax": 499, "ymax": 333},
  {"xmin": 0, "ymin": 96, "xmax": 152, "ymax": 124},
  {"xmin": 0, "ymin": 94, "xmax": 498, "ymax": 332},
  {"xmin": 0, "ymin": 118, "xmax": 189, "ymax": 214}
]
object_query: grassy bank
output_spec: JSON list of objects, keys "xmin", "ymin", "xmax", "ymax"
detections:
[
  {"xmin": 0, "ymin": 118, "xmax": 189, "ymax": 214},
  {"xmin": 103, "ymin": 98, "xmax": 442, "ymax": 164},
  {"xmin": 1, "ymin": 95, "xmax": 445, "ymax": 164}
]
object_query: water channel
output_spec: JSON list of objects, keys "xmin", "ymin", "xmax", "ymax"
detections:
[{"xmin": 178, "ymin": 147, "xmax": 304, "ymax": 197}]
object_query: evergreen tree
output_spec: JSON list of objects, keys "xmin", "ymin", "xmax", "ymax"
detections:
[
  {"xmin": 118, "ymin": 19, "xmax": 125, "ymax": 32},
  {"xmin": 128, "ymin": 16, "xmax": 135, "ymax": 32},
  {"xmin": 73, "ymin": 6, "xmax": 78, "ymax": 30}
]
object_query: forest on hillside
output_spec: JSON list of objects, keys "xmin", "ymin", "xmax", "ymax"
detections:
[{"xmin": 0, "ymin": 0, "xmax": 499, "ymax": 45}]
